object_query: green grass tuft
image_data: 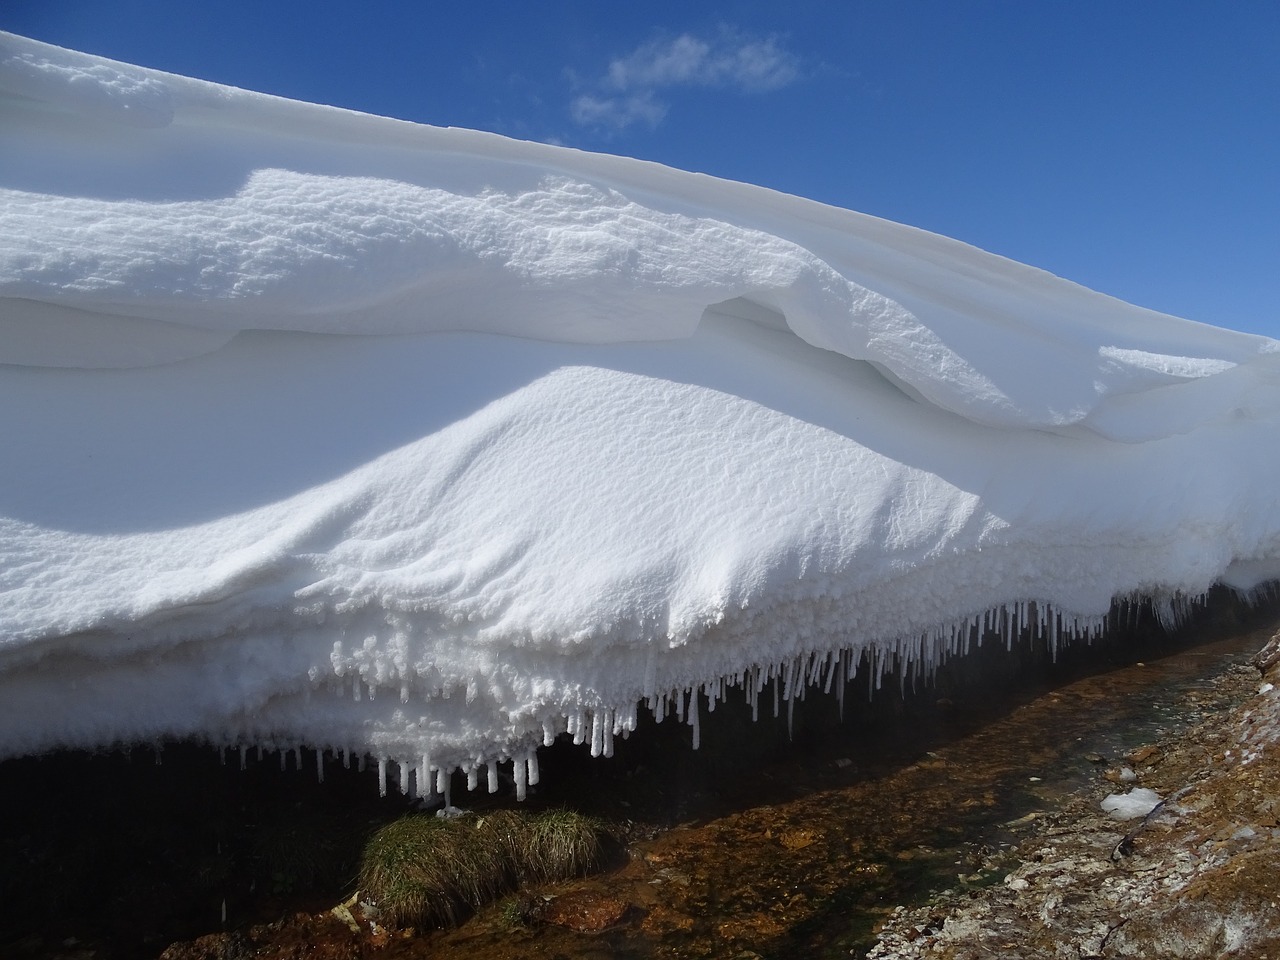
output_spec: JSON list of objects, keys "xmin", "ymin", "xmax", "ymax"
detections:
[
  {"xmin": 519, "ymin": 808, "xmax": 607, "ymax": 882},
  {"xmin": 358, "ymin": 808, "xmax": 607, "ymax": 929}
]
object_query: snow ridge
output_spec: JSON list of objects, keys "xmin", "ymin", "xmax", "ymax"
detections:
[{"xmin": 2, "ymin": 32, "xmax": 1280, "ymax": 797}]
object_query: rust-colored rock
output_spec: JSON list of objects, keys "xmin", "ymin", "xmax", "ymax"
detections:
[
  {"xmin": 159, "ymin": 916, "xmax": 362, "ymax": 960},
  {"xmin": 1127, "ymin": 744, "xmax": 1162, "ymax": 766},
  {"xmin": 158, "ymin": 932, "xmax": 254, "ymax": 960},
  {"xmin": 541, "ymin": 891, "xmax": 631, "ymax": 933}
]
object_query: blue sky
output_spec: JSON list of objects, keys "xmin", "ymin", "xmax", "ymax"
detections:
[{"xmin": 6, "ymin": 1, "xmax": 1278, "ymax": 337}]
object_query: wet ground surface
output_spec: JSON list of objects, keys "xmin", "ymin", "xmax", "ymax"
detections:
[
  {"xmin": 3, "ymin": 597, "xmax": 1277, "ymax": 959},
  {"xmin": 870, "ymin": 623, "xmax": 1280, "ymax": 959}
]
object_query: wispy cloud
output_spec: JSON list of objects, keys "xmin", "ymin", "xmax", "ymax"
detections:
[
  {"xmin": 570, "ymin": 91, "xmax": 668, "ymax": 131},
  {"xmin": 570, "ymin": 29, "xmax": 801, "ymax": 132}
]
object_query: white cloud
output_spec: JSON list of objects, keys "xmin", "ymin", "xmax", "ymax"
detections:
[
  {"xmin": 571, "ymin": 29, "xmax": 800, "ymax": 131},
  {"xmin": 606, "ymin": 33, "xmax": 799, "ymax": 93},
  {"xmin": 570, "ymin": 92, "xmax": 668, "ymax": 131}
]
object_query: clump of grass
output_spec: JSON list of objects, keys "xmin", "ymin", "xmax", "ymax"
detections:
[
  {"xmin": 359, "ymin": 815, "xmax": 505, "ymax": 926},
  {"xmin": 359, "ymin": 808, "xmax": 607, "ymax": 929},
  {"xmin": 519, "ymin": 808, "xmax": 606, "ymax": 881},
  {"xmin": 473, "ymin": 809, "xmax": 529, "ymax": 875}
]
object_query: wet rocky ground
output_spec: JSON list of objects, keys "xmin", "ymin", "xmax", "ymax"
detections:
[
  {"xmin": 869, "ymin": 628, "xmax": 1280, "ymax": 960},
  {"xmin": 3, "ymin": 595, "xmax": 1278, "ymax": 960}
]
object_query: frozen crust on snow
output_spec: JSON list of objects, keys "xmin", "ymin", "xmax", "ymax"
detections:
[{"xmin": 2, "ymin": 33, "xmax": 1280, "ymax": 791}]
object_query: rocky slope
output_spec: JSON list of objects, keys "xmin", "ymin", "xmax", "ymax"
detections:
[{"xmin": 869, "ymin": 631, "xmax": 1280, "ymax": 959}]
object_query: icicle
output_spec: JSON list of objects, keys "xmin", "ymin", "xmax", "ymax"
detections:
[
  {"xmin": 377, "ymin": 756, "xmax": 388, "ymax": 797},
  {"xmin": 690, "ymin": 689, "xmax": 701, "ymax": 750},
  {"xmin": 436, "ymin": 766, "xmax": 449, "ymax": 796},
  {"xmin": 773, "ymin": 671, "xmax": 781, "ymax": 718},
  {"xmin": 342, "ymin": 748, "xmax": 350, "ymax": 769},
  {"xmin": 782, "ymin": 658, "xmax": 796, "ymax": 703},
  {"xmin": 514, "ymin": 754, "xmax": 528, "ymax": 801},
  {"xmin": 316, "ymin": 750, "xmax": 325, "ymax": 784},
  {"xmin": 528, "ymin": 750, "xmax": 540, "ymax": 785},
  {"xmin": 786, "ymin": 692, "xmax": 795, "ymax": 740},
  {"xmin": 836, "ymin": 659, "xmax": 846, "ymax": 720},
  {"xmin": 238, "ymin": 745, "xmax": 247, "ymax": 771},
  {"xmin": 418, "ymin": 755, "xmax": 430, "ymax": 796},
  {"xmin": 400, "ymin": 682, "xmax": 409, "ymax": 703},
  {"xmin": 219, "ymin": 746, "xmax": 226, "ymax": 766},
  {"xmin": 467, "ymin": 765, "xmax": 479, "ymax": 791},
  {"xmin": 293, "ymin": 746, "xmax": 302, "ymax": 771},
  {"xmin": 353, "ymin": 678, "xmax": 362, "ymax": 702},
  {"xmin": 590, "ymin": 710, "xmax": 604, "ymax": 758},
  {"xmin": 602, "ymin": 712, "xmax": 615, "ymax": 758},
  {"xmin": 675, "ymin": 688, "xmax": 686, "ymax": 723},
  {"xmin": 279, "ymin": 749, "xmax": 287, "ymax": 772},
  {"xmin": 257, "ymin": 745, "xmax": 264, "ymax": 762},
  {"xmin": 654, "ymin": 693, "xmax": 666, "ymax": 723},
  {"xmin": 543, "ymin": 719, "xmax": 557, "ymax": 747},
  {"xmin": 487, "ymin": 761, "xmax": 499, "ymax": 794},
  {"xmin": 358, "ymin": 754, "xmax": 367, "ymax": 773}
]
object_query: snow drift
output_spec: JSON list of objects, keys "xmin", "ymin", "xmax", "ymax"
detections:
[{"xmin": 2, "ymin": 33, "xmax": 1279, "ymax": 798}]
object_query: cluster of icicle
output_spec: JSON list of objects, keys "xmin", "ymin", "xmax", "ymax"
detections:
[{"xmin": 205, "ymin": 594, "xmax": 1215, "ymax": 804}]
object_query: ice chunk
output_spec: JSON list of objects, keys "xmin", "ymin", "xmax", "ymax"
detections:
[{"xmin": 1101, "ymin": 788, "xmax": 1163, "ymax": 820}]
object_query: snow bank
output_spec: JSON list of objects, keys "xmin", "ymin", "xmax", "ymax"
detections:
[{"xmin": 2, "ymin": 33, "xmax": 1279, "ymax": 797}]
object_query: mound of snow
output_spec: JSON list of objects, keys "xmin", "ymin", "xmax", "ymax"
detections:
[
  {"xmin": 1101, "ymin": 788, "xmax": 1163, "ymax": 821},
  {"xmin": 2, "ymin": 33, "xmax": 1279, "ymax": 797}
]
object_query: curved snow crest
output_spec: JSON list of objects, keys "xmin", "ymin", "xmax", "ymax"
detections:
[
  {"xmin": 4, "ymin": 31, "xmax": 1276, "ymax": 435},
  {"xmin": 2, "ymin": 34, "xmax": 1280, "ymax": 792},
  {"xmin": 0, "ymin": 33, "xmax": 176, "ymax": 127}
]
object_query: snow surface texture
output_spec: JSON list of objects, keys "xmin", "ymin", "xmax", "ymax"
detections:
[{"xmin": 3, "ymin": 33, "xmax": 1280, "ymax": 798}]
